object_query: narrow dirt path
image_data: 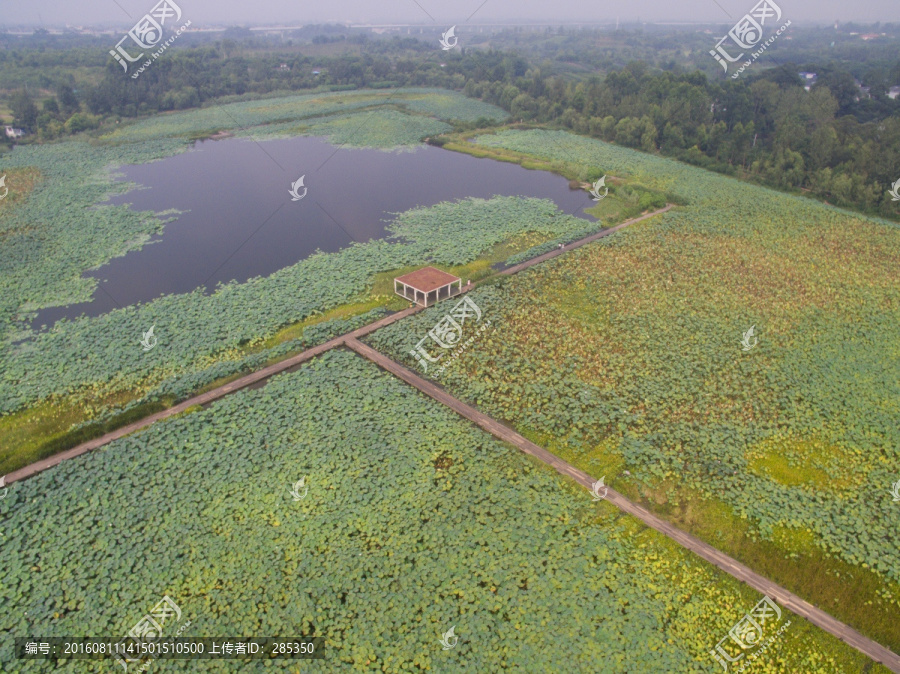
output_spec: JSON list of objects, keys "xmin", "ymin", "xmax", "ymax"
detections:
[
  {"xmin": 498, "ymin": 203, "xmax": 673, "ymax": 276},
  {"xmin": 6, "ymin": 199, "xmax": 899, "ymax": 670},
  {"xmin": 4, "ymin": 305, "xmax": 423, "ymax": 484},
  {"xmin": 7, "ymin": 204, "xmax": 671, "ymax": 485},
  {"xmin": 343, "ymin": 337, "xmax": 900, "ymax": 674}
]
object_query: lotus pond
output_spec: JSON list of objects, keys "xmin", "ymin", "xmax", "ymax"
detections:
[
  {"xmin": 0, "ymin": 350, "xmax": 880, "ymax": 673},
  {"xmin": 0, "ymin": 89, "xmax": 603, "ymax": 473},
  {"xmin": 367, "ymin": 128, "xmax": 900, "ymax": 651},
  {"xmin": 33, "ymin": 133, "xmax": 596, "ymax": 326}
]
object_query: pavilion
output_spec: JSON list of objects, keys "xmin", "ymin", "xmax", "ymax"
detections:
[{"xmin": 394, "ymin": 267, "xmax": 463, "ymax": 307}]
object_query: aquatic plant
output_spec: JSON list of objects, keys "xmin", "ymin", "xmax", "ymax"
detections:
[
  {"xmin": 0, "ymin": 196, "xmax": 589, "ymax": 415},
  {"xmin": 0, "ymin": 350, "xmax": 871, "ymax": 672},
  {"xmin": 367, "ymin": 129, "xmax": 900, "ymax": 641}
]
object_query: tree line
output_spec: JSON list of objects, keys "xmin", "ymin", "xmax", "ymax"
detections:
[{"xmin": 2, "ymin": 32, "xmax": 898, "ymax": 217}]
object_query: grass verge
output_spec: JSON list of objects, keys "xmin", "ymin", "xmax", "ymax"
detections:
[
  {"xmin": 0, "ymin": 230, "xmax": 547, "ymax": 476},
  {"xmin": 0, "ymin": 395, "xmax": 174, "ymax": 475},
  {"xmin": 519, "ymin": 426, "xmax": 900, "ymax": 654}
]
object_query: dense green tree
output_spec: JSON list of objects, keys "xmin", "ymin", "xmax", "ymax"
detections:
[
  {"xmin": 9, "ymin": 89, "xmax": 38, "ymax": 129},
  {"xmin": 0, "ymin": 27, "xmax": 896, "ymax": 217},
  {"xmin": 56, "ymin": 84, "xmax": 79, "ymax": 115}
]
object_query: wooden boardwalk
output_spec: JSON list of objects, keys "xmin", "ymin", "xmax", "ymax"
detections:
[
  {"xmin": 6, "ymin": 199, "xmax": 900, "ymax": 670},
  {"xmin": 4, "ymin": 304, "xmax": 425, "ymax": 485},
  {"xmin": 499, "ymin": 204, "xmax": 673, "ymax": 276},
  {"xmin": 6, "ymin": 206, "xmax": 667, "ymax": 486},
  {"xmin": 344, "ymin": 336, "xmax": 900, "ymax": 673}
]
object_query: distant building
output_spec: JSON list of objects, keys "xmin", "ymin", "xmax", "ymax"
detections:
[
  {"xmin": 888, "ymin": 86, "xmax": 900, "ymax": 100},
  {"xmin": 799, "ymin": 72, "xmax": 817, "ymax": 91},
  {"xmin": 851, "ymin": 78, "xmax": 872, "ymax": 100},
  {"xmin": 277, "ymin": 63, "xmax": 290, "ymax": 71},
  {"xmin": 5, "ymin": 126, "xmax": 24, "ymax": 138},
  {"xmin": 312, "ymin": 70, "xmax": 321, "ymax": 76}
]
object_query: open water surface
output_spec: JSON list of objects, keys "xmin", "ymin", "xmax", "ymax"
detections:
[{"xmin": 34, "ymin": 135, "xmax": 595, "ymax": 327}]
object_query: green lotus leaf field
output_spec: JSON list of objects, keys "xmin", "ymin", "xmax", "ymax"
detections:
[
  {"xmin": 0, "ymin": 350, "xmax": 878, "ymax": 672},
  {"xmin": 367, "ymin": 129, "xmax": 900, "ymax": 650}
]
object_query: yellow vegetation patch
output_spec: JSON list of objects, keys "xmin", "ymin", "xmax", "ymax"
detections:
[
  {"xmin": 481, "ymin": 230, "xmax": 551, "ymax": 261},
  {"xmin": 771, "ymin": 524, "xmax": 817, "ymax": 556},
  {"xmin": 0, "ymin": 166, "xmax": 43, "ymax": 224},
  {"xmin": 0, "ymin": 388, "xmax": 152, "ymax": 474},
  {"xmin": 256, "ymin": 297, "xmax": 396, "ymax": 350},
  {"xmin": 0, "ymin": 398, "xmax": 91, "ymax": 471},
  {"xmin": 578, "ymin": 435, "xmax": 626, "ymax": 479},
  {"xmin": 745, "ymin": 435, "xmax": 862, "ymax": 492}
]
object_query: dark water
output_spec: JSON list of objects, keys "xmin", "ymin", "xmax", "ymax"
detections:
[{"xmin": 34, "ymin": 135, "xmax": 595, "ymax": 327}]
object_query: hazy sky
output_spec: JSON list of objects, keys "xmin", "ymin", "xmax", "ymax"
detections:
[{"xmin": 2, "ymin": 0, "xmax": 895, "ymax": 27}]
